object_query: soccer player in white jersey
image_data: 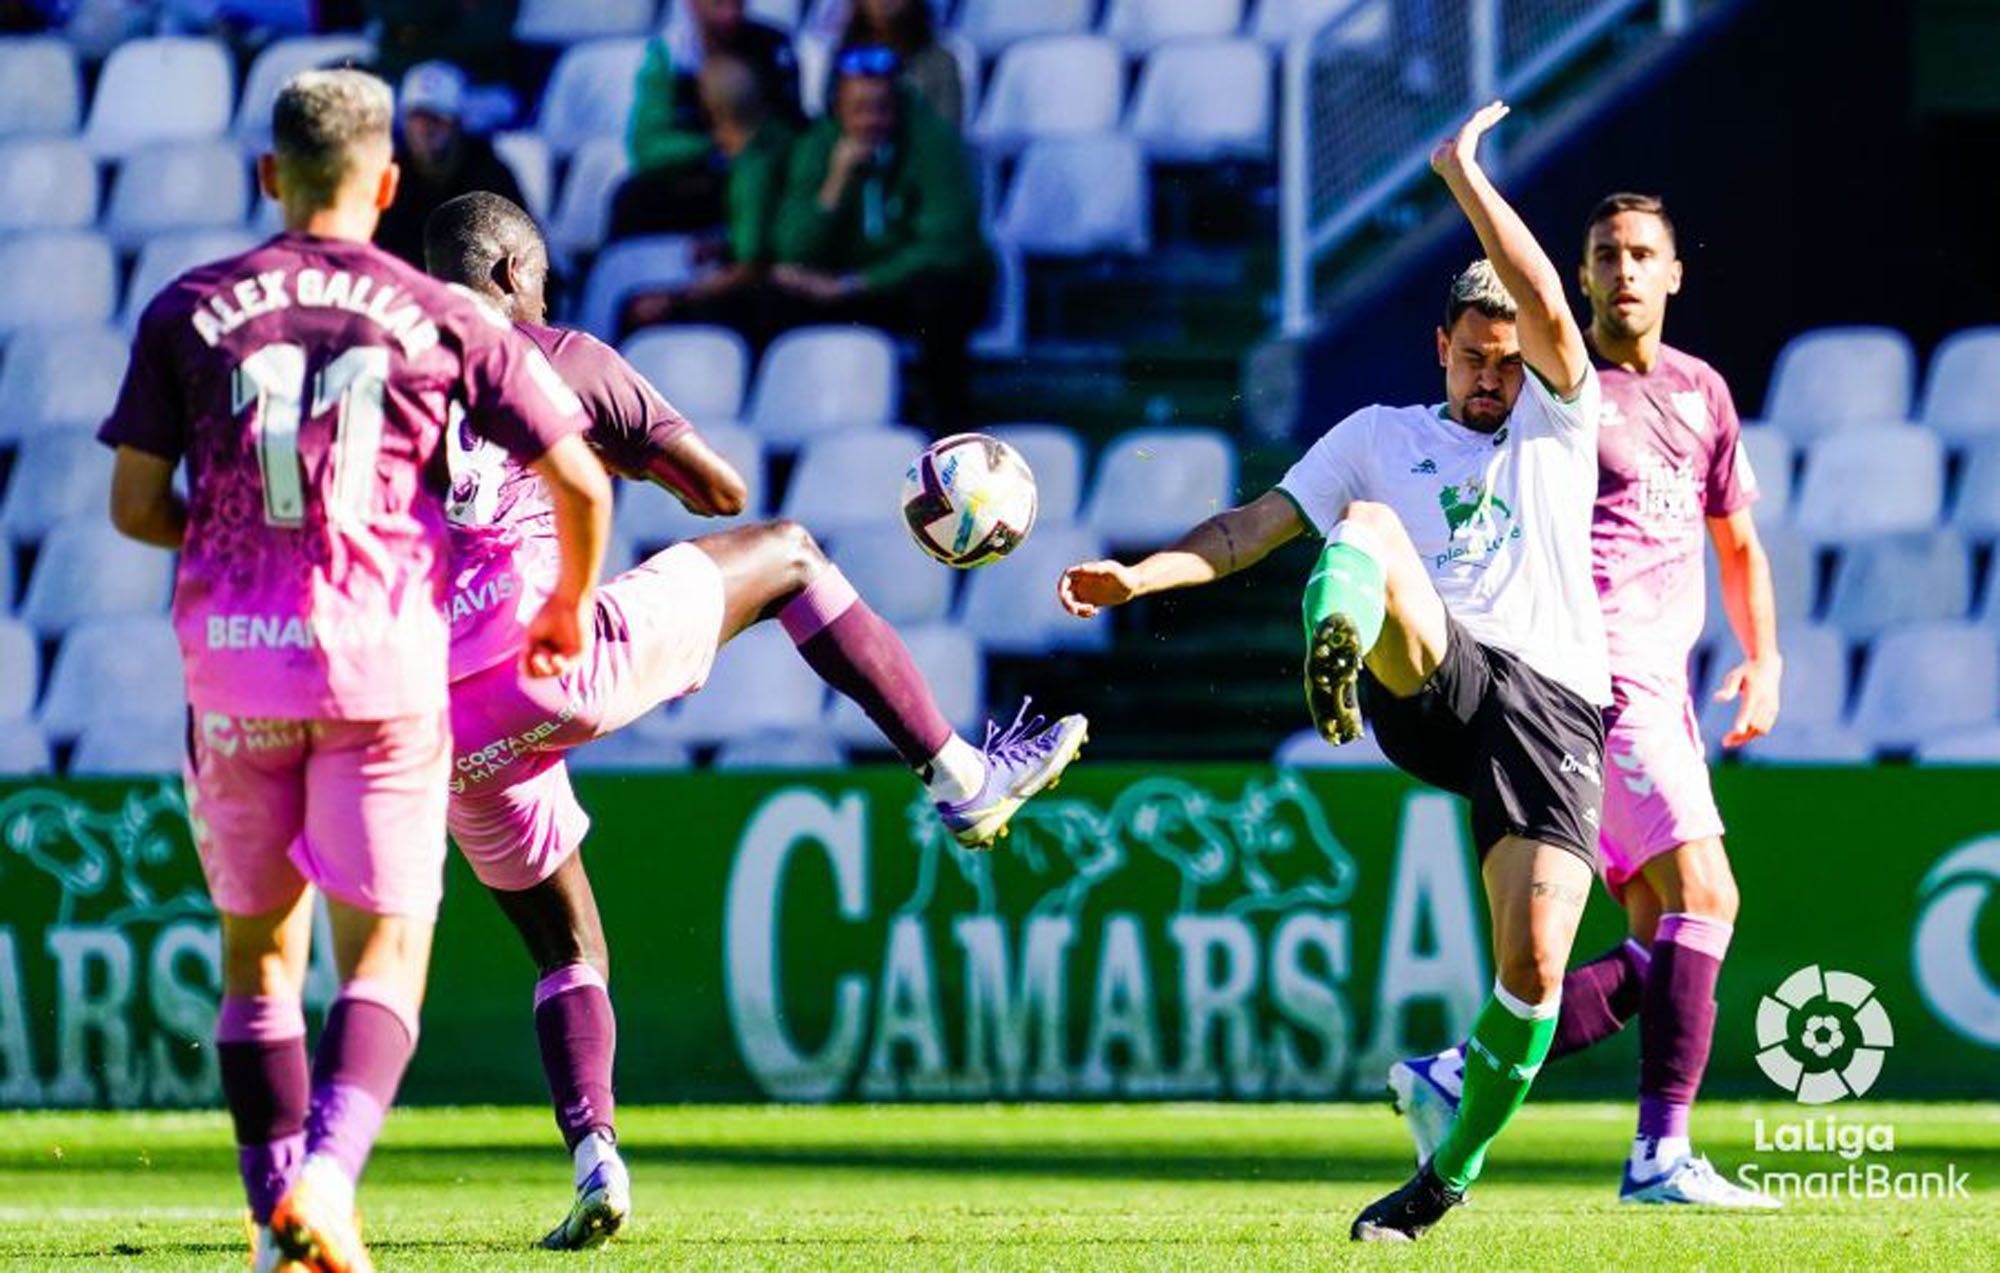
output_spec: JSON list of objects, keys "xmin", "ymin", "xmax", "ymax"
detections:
[
  {"xmin": 1389, "ymin": 193, "xmax": 1784, "ymax": 1208},
  {"xmin": 1061, "ymin": 102, "xmax": 1607, "ymax": 1241}
]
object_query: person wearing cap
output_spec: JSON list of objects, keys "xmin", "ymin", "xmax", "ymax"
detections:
[{"xmin": 374, "ymin": 59, "xmax": 525, "ymax": 267}]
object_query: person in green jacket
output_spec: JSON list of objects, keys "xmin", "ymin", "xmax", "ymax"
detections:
[{"xmin": 769, "ymin": 47, "xmax": 995, "ymax": 430}]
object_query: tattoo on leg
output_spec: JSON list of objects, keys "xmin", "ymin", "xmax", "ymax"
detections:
[{"xmin": 1530, "ymin": 879, "xmax": 1589, "ymax": 908}]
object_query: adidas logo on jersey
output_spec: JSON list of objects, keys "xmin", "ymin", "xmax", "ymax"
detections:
[{"xmin": 1410, "ymin": 458, "xmax": 1438, "ymax": 475}]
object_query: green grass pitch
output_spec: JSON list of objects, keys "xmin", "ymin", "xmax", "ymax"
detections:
[{"xmin": 0, "ymin": 1103, "xmax": 1994, "ymax": 1269}]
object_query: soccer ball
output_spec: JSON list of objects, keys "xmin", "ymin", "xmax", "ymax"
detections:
[{"xmin": 900, "ymin": 433, "xmax": 1038, "ymax": 568}]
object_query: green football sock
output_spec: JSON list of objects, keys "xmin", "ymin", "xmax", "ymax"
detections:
[
  {"xmin": 1301, "ymin": 538, "xmax": 1386, "ymax": 650},
  {"xmin": 1431, "ymin": 985, "xmax": 1560, "ymax": 1191}
]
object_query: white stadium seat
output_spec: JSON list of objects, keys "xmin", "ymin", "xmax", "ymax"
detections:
[
  {"xmin": 103, "ymin": 141, "xmax": 251, "ymax": 247},
  {"xmin": 0, "ymin": 325, "xmax": 128, "ymax": 443},
  {"xmin": 1951, "ymin": 440, "xmax": 2000, "ymax": 542},
  {"xmin": 0, "ymin": 139, "xmax": 97, "ymax": 233},
  {"xmin": 0, "ymin": 232, "xmax": 116, "ymax": 334},
  {"xmin": 996, "ymin": 135, "xmax": 1150, "ymax": 256},
  {"xmin": 0, "ymin": 619, "xmax": 38, "ymax": 720},
  {"xmin": 612, "ymin": 421, "xmax": 766, "ymax": 548},
  {"xmin": 974, "ymin": 36, "xmax": 1124, "ymax": 147},
  {"xmin": 1736, "ymin": 424, "xmax": 1792, "ymax": 523},
  {"xmin": 1274, "ymin": 727, "xmax": 1393, "ymax": 768},
  {"xmin": 232, "ymin": 34, "xmax": 373, "ymax": 150},
  {"xmin": 20, "ymin": 517, "xmax": 174, "ymax": 638},
  {"xmin": 72, "ymin": 714, "xmax": 190, "ymax": 777},
  {"xmin": 515, "ymin": 0, "xmax": 658, "ymax": 44},
  {"xmin": 1250, "ymin": 0, "xmax": 1370, "ymax": 45},
  {"xmin": 1735, "ymin": 718, "xmax": 1874, "ymax": 765},
  {"xmin": 1104, "ymin": 0, "xmax": 1247, "ymax": 55},
  {"xmin": 1792, "ymin": 424, "xmax": 1943, "ymax": 545},
  {"xmin": 780, "ymin": 428, "xmax": 927, "ymax": 536},
  {"xmin": 1084, "ymin": 427, "xmax": 1238, "ymax": 549},
  {"xmin": 827, "ymin": 624, "xmax": 981, "ymax": 742},
  {"xmin": 956, "ymin": 0, "xmax": 1095, "ymax": 54},
  {"xmin": 123, "ymin": 230, "xmax": 260, "ymax": 330},
  {"xmin": 1919, "ymin": 327, "xmax": 2000, "ymax": 442},
  {"xmin": 1127, "ymin": 39, "xmax": 1273, "ymax": 160},
  {"xmin": 654, "ymin": 623, "xmax": 825, "ymax": 746},
  {"xmin": 0, "ymin": 38, "xmax": 82, "ymax": 138},
  {"xmin": 2, "ymin": 433, "xmax": 115, "ymax": 542},
  {"xmin": 1699, "ymin": 623, "xmax": 1850, "ymax": 755},
  {"xmin": 748, "ymin": 0, "xmax": 804, "ymax": 29},
  {"xmin": 621, "ymin": 325, "xmax": 752, "ymax": 423},
  {"xmin": 747, "ymin": 326, "xmax": 900, "ymax": 444},
  {"xmin": 1850, "ymin": 622, "xmax": 1999, "ymax": 750},
  {"xmin": 83, "ymin": 36, "xmax": 234, "ymax": 159},
  {"xmin": 1703, "ymin": 520, "xmax": 1815, "ymax": 644},
  {"xmin": 0, "ymin": 721, "xmax": 51, "ymax": 776},
  {"xmin": 538, "ymin": 38, "xmax": 648, "ymax": 157},
  {"xmin": 715, "ymin": 730, "xmax": 847, "ymax": 770},
  {"xmin": 1917, "ymin": 724, "xmax": 2000, "ymax": 765},
  {"xmin": 954, "ymin": 522, "xmax": 1111, "ymax": 654},
  {"xmin": 491, "ymin": 131, "xmax": 554, "ymax": 223},
  {"xmin": 566, "ymin": 729, "xmax": 692, "ymax": 771},
  {"xmin": 548, "ymin": 136, "xmax": 631, "ymax": 259},
  {"xmin": 577, "ymin": 236, "xmax": 695, "ymax": 341},
  {"xmin": 1762, "ymin": 326, "xmax": 1916, "ymax": 441},
  {"xmin": 1821, "ymin": 533, "xmax": 1971, "ymax": 641},
  {"xmin": 1981, "ymin": 554, "xmax": 2000, "ymax": 629},
  {"xmin": 986, "ymin": 424, "xmax": 1087, "ymax": 525},
  {"xmin": 827, "ymin": 526, "xmax": 953, "ymax": 626},
  {"xmin": 38, "ymin": 617, "xmax": 185, "ymax": 743}
]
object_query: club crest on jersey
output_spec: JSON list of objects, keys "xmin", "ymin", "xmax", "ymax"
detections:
[
  {"xmin": 1600, "ymin": 399, "xmax": 1626, "ymax": 429},
  {"xmin": 1671, "ymin": 390, "xmax": 1709, "ymax": 435},
  {"xmin": 1433, "ymin": 478, "xmax": 1519, "ymax": 568}
]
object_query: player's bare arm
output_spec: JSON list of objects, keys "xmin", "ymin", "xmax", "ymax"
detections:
[
  {"xmin": 1707, "ymin": 509, "xmax": 1782, "ymax": 746},
  {"xmin": 1059, "ymin": 490, "xmax": 1305, "ymax": 618},
  {"xmin": 635, "ymin": 431, "xmax": 751, "ymax": 518},
  {"xmin": 107, "ymin": 446, "xmax": 187, "ymax": 549},
  {"xmin": 1433, "ymin": 102, "xmax": 1591, "ymax": 396},
  {"xmin": 525, "ymin": 434, "xmax": 614, "ymax": 678}
]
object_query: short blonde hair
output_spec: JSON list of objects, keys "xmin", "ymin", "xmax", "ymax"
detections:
[{"xmin": 271, "ymin": 68, "xmax": 394, "ymax": 208}]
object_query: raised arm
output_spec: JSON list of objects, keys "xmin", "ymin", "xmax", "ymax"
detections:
[
  {"xmin": 1432, "ymin": 102, "xmax": 1590, "ymax": 396},
  {"xmin": 1059, "ymin": 490, "xmax": 1306, "ymax": 617},
  {"xmin": 631, "ymin": 431, "xmax": 750, "ymax": 518}
]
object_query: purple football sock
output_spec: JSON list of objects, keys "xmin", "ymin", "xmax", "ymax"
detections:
[
  {"xmin": 305, "ymin": 979, "xmax": 418, "ymax": 1185},
  {"xmin": 1638, "ymin": 913, "xmax": 1732, "ymax": 1141},
  {"xmin": 534, "ymin": 963, "xmax": 618, "ymax": 1151},
  {"xmin": 1550, "ymin": 938, "xmax": 1651, "ymax": 1059},
  {"xmin": 780, "ymin": 567, "xmax": 953, "ymax": 768},
  {"xmin": 217, "ymin": 995, "xmax": 309, "ymax": 1223}
]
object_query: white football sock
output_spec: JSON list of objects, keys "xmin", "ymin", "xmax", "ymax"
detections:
[
  {"xmin": 298, "ymin": 1152, "xmax": 356, "ymax": 1216},
  {"xmin": 1630, "ymin": 1133, "xmax": 1691, "ymax": 1178},
  {"xmin": 921, "ymin": 735, "xmax": 984, "ymax": 803},
  {"xmin": 574, "ymin": 1130, "xmax": 621, "ymax": 1190}
]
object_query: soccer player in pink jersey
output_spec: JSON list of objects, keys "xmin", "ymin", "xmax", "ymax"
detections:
[
  {"xmin": 99, "ymin": 72, "xmax": 614, "ymax": 1273},
  {"xmin": 1390, "ymin": 194, "xmax": 1784, "ymax": 1208},
  {"xmin": 420, "ymin": 191, "xmax": 1089, "ymax": 1248}
]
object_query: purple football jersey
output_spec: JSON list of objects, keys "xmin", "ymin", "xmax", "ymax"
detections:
[{"xmin": 98, "ymin": 233, "xmax": 585, "ymax": 719}]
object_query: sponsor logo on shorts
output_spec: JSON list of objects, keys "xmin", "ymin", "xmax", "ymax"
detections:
[
  {"xmin": 1559, "ymin": 751, "xmax": 1601, "ymax": 786},
  {"xmin": 450, "ymin": 703, "xmax": 582, "ymax": 792}
]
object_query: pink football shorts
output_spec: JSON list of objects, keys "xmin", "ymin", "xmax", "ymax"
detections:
[
  {"xmin": 448, "ymin": 542, "xmax": 726, "ymax": 891},
  {"xmin": 184, "ymin": 710, "xmax": 452, "ymax": 919},
  {"xmin": 1597, "ymin": 688, "xmax": 1727, "ymax": 898}
]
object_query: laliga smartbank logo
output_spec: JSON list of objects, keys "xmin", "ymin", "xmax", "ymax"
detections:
[{"xmin": 1738, "ymin": 965, "xmax": 1970, "ymax": 1203}]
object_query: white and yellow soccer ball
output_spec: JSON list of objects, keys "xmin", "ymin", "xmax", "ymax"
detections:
[{"xmin": 900, "ymin": 433, "xmax": 1038, "ymax": 567}]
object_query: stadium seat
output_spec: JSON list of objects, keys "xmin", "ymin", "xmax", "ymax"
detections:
[
  {"xmin": 715, "ymin": 729, "xmax": 847, "ymax": 770},
  {"xmin": 748, "ymin": 0, "xmax": 804, "ymax": 29},
  {"xmin": 122, "ymin": 229, "xmax": 260, "ymax": 330},
  {"xmin": 0, "ymin": 619, "xmax": 38, "ymax": 721},
  {"xmin": 1126, "ymin": 39, "xmax": 1274, "ymax": 160},
  {"xmin": 746, "ymin": 326, "xmax": 900, "ymax": 444},
  {"xmin": 1821, "ymin": 533, "xmax": 1970, "ymax": 641},
  {"xmin": 1792, "ymin": 424, "xmax": 1943, "ymax": 545},
  {"xmin": 779, "ymin": 428, "xmax": 927, "ymax": 535},
  {"xmin": 491, "ymin": 131, "xmax": 554, "ymax": 223},
  {"xmin": 1249, "ymin": 0, "xmax": 1366, "ymax": 44},
  {"xmin": 0, "ymin": 232, "xmax": 115, "ymax": 334},
  {"xmin": 973, "ymin": 36, "xmax": 1124, "ymax": 147},
  {"xmin": 38, "ymin": 617, "xmax": 184, "ymax": 743},
  {"xmin": 957, "ymin": 0, "xmax": 1095, "ymax": 54},
  {"xmin": 654, "ymin": 623, "xmax": 826, "ymax": 745},
  {"xmin": 827, "ymin": 623, "xmax": 981, "ymax": 742},
  {"xmin": 515, "ymin": 0, "xmax": 657, "ymax": 43},
  {"xmin": 995, "ymin": 135, "xmax": 1150, "ymax": 256},
  {"xmin": 2, "ymin": 434, "xmax": 115, "ymax": 542},
  {"xmin": 537, "ymin": 38, "xmax": 648, "ymax": 157},
  {"xmin": 83, "ymin": 36, "xmax": 234, "ymax": 159},
  {"xmin": 566, "ymin": 729, "xmax": 693, "ymax": 771},
  {"xmin": 1273, "ymin": 727, "xmax": 1393, "ymax": 768},
  {"xmin": 102, "ymin": 141, "xmax": 251, "ymax": 248},
  {"xmin": 1084, "ymin": 427, "xmax": 1238, "ymax": 549},
  {"xmin": 1916, "ymin": 724, "xmax": 2000, "ymax": 765},
  {"xmin": 1734, "ymin": 718, "xmax": 1874, "ymax": 765},
  {"xmin": 0, "ymin": 325, "xmax": 128, "ymax": 443},
  {"xmin": 232, "ymin": 34, "xmax": 373, "ymax": 151},
  {"xmin": 1737, "ymin": 425, "xmax": 1793, "ymax": 523},
  {"xmin": 621, "ymin": 325, "xmax": 752, "ymax": 423},
  {"xmin": 71, "ymin": 714, "xmax": 190, "ymax": 777},
  {"xmin": 576, "ymin": 236, "xmax": 695, "ymax": 341},
  {"xmin": 548, "ymin": 136, "xmax": 633, "ymax": 260},
  {"xmin": 1950, "ymin": 441, "xmax": 2000, "ymax": 544},
  {"xmin": 0, "ymin": 720, "xmax": 50, "ymax": 776},
  {"xmin": 986, "ymin": 424, "xmax": 1086, "ymax": 524},
  {"xmin": 1980, "ymin": 553, "xmax": 2000, "ymax": 628},
  {"xmin": 1849, "ymin": 621, "xmax": 1999, "ymax": 751},
  {"xmin": 612, "ymin": 421, "xmax": 766, "ymax": 548},
  {"xmin": 0, "ymin": 38, "xmax": 82, "ymax": 138},
  {"xmin": 20, "ymin": 518, "xmax": 174, "ymax": 638},
  {"xmin": 1703, "ymin": 520, "xmax": 1816, "ymax": 644},
  {"xmin": 1104, "ymin": 0, "xmax": 1247, "ymax": 54},
  {"xmin": 954, "ymin": 522, "xmax": 1111, "ymax": 654},
  {"xmin": 1697, "ymin": 623, "xmax": 1849, "ymax": 755},
  {"xmin": 828, "ymin": 526, "xmax": 954, "ymax": 626},
  {"xmin": 0, "ymin": 139, "xmax": 97, "ymax": 233},
  {"xmin": 1762, "ymin": 326, "xmax": 1916, "ymax": 441},
  {"xmin": 1919, "ymin": 327, "xmax": 2000, "ymax": 442}
]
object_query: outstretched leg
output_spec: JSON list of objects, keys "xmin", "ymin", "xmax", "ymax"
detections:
[{"xmin": 1302, "ymin": 501, "xmax": 1450, "ymax": 742}]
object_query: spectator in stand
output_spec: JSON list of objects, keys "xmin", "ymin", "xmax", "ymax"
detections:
[
  {"xmin": 367, "ymin": 0, "xmax": 518, "ymax": 85},
  {"xmin": 613, "ymin": 0, "xmax": 804, "ymax": 239},
  {"xmin": 621, "ymin": 54, "xmax": 796, "ymax": 334},
  {"xmin": 834, "ymin": 0, "xmax": 963, "ymax": 129},
  {"xmin": 374, "ymin": 60, "xmax": 526, "ymax": 267},
  {"xmin": 770, "ymin": 47, "xmax": 992, "ymax": 429}
]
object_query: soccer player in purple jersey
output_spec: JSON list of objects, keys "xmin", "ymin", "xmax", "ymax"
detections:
[
  {"xmin": 420, "ymin": 191, "xmax": 1090, "ymax": 1248},
  {"xmin": 100, "ymin": 72, "xmax": 614, "ymax": 1273},
  {"xmin": 1389, "ymin": 194, "xmax": 1784, "ymax": 1208}
]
